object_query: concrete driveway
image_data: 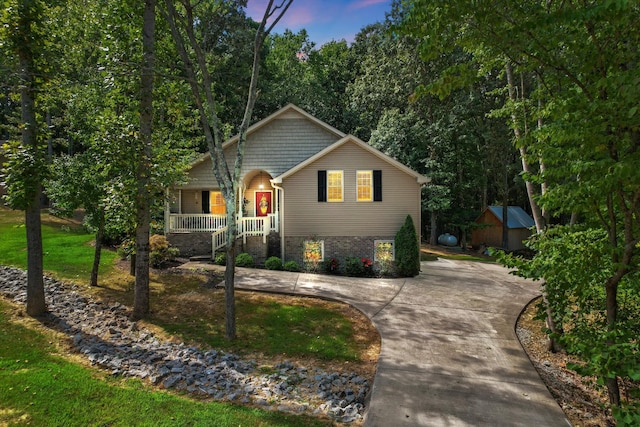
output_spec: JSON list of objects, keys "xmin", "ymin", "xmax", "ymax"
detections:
[{"xmin": 186, "ymin": 257, "xmax": 570, "ymax": 426}]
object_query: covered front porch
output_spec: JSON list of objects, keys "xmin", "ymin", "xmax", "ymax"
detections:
[{"xmin": 165, "ymin": 169, "xmax": 280, "ymax": 252}]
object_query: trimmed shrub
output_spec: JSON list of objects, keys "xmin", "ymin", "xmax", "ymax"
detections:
[
  {"xmin": 265, "ymin": 256, "xmax": 283, "ymax": 270},
  {"xmin": 344, "ymin": 257, "xmax": 364, "ymax": 277},
  {"xmin": 283, "ymin": 260, "xmax": 300, "ymax": 272},
  {"xmin": 235, "ymin": 252, "xmax": 254, "ymax": 267},
  {"xmin": 149, "ymin": 234, "xmax": 180, "ymax": 268},
  {"xmin": 395, "ymin": 215, "xmax": 420, "ymax": 277},
  {"xmin": 214, "ymin": 252, "xmax": 226, "ymax": 266},
  {"xmin": 319, "ymin": 257, "xmax": 340, "ymax": 274}
]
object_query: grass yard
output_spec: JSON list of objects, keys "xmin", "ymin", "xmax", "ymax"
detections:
[
  {"xmin": 0, "ymin": 207, "xmax": 117, "ymax": 282},
  {"xmin": 0, "ymin": 206, "xmax": 379, "ymax": 425},
  {"xmin": 0, "ymin": 299, "xmax": 330, "ymax": 427}
]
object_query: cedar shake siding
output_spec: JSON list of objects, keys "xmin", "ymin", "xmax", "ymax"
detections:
[
  {"xmin": 281, "ymin": 140, "xmax": 421, "ymax": 237},
  {"xmin": 179, "ymin": 116, "xmax": 340, "ymax": 190}
]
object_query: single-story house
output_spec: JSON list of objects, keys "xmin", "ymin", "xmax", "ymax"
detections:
[
  {"xmin": 165, "ymin": 104, "xmax": 429, "ymax": 266},
  {"xmin": 471, "ymin": 205, "xmax": 535, "ymax": 252}
]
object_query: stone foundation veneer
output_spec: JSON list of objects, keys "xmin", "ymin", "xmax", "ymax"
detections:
[
  {"xmin": 284, "ymin": 235, "xmax": 394, "ymax": 268},
  {"xmin": 167, "ymin": 232, "xmax": 279, "ymax": 265},
  {"xmin": 166, "ymin": 232, "xmax": 213, "ymax": 258}
]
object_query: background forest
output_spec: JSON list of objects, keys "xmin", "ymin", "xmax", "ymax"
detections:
[{"xmin": 0, "ymin": 0, "xmax": 526, "ymax": 246}]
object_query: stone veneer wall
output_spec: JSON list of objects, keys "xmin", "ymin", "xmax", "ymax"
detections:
[
  {"xmin": 166, "ymin": 233, "xmax": 213, "ymax": 258},
  {"xmin": 284, "ymin": 235, "xmax": 394, "ymax": 268},
  {"xmin": 167, "ymin": 232, "xmax": 280, "ymax": 264}
]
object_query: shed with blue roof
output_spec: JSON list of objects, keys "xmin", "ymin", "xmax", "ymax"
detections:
[{"xmin": 471, "ymin": 206, "xmax": 535, "ymax": 251}]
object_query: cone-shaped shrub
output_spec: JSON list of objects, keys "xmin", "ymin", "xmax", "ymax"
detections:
[{"xmin": 395, "ymin": 215, "xmax": 420, "ymax": 277}]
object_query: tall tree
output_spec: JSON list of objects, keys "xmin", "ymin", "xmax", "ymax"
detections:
[
  {"xmin": 1, "ymin": 0, "xmax": 52, "ymax": 315},
  {"xmin": 131, "ymin": 0, "xmax": 156, "ymax": 320},
  {"xmin": 164, "ymin": 0, "xmax": 293, "ymax": 340}
]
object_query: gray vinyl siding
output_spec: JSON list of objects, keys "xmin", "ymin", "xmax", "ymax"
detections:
[
  {"xmin": 178, "ymin": 116, "xmax": 338, "ymax": 190},
  {"xmin": 180, "ymin": 158, "xmax": 219, "ymax": 189},
  {"xmin": 241, "ymin": 118, "xmax": 338, "ymax": 176},
  {"xmin": 282, "ymin": 141, "xmax": 421, "ymax": 237}
]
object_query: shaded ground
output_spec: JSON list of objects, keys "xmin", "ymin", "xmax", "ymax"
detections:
[
  {"xmin": 517, "ymin": 299, "xmax": 616, "ymax": 427},
  {"xmin": 94, "ymin": 260, "xmax": 381, "ymax": 393}
]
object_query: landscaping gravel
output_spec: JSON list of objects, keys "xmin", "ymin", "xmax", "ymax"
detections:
[{"xmin": 0, "ymin": 266, "xmax": 369, "ymax": 423}]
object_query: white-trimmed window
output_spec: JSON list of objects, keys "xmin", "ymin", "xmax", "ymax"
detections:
[
  {"xmin": 327, "ymin": 170, "xmax": 343, "ymax": 202},
  {"xmin": 210, "ymin": 191, "xmax": 226, "ymax": 214},
  {"xmin": 357, "ymin": 170, "xmax": 373, "ymax": 201},
  {"xmin": 303, "ymin": 239, "xmax": 324, "ymax": 262},
  {"xmin": 374, "ymin": 240, "xmax": 395, "ymax": 262}
]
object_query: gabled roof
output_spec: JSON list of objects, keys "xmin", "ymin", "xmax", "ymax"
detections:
[
  {"xmin": 483, "ymin": 206, "xmax": 535, "ymax": 229},
  {"xmin": 189, "ymin": 104, "xmax": 346, "ymax": 168},
  {"xmin": 271, "ymin": 135, "xmax": 430, "ymax": 185}
]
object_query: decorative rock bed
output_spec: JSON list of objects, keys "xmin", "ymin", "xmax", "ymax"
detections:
[{"xmin": 0, "ymin": 266, "xmax": 369, "ymax": 423}]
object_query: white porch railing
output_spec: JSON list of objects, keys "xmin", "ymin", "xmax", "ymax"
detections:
[
  {"xmin": 206, "ymin": 213, "xmax": 279, "ymax": 254},
  {"xmin": 168, "ymin": 214, "xmax": 227, "ymax": 233}
]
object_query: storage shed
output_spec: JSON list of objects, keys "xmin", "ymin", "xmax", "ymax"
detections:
[{"xmin": 471, "ymin": 206, "xmax": 535, "ymax": 251}]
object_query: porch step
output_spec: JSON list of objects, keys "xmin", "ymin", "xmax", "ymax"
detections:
[{"xmin": 189, "ymin": 255, "xmax": 212, "ymax": 262}]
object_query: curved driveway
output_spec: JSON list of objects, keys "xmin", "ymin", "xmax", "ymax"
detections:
[{"xmin": 198, "ymin": 258, "xmax": 570, "ymax": 426}]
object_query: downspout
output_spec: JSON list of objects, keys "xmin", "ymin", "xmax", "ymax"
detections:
[
  {"xmin": 271, "ymin": 180, "xmax": 285, "ymax": 261},
  {"xmin": 418, "ymin": 176, "xmax": 429, "ymax": 264},
  {"xmin": 164, "ymin": 188, "xmax": 170, "ymax": 234}
]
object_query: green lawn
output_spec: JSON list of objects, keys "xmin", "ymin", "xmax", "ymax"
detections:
[
  {"xmin": 0, "ymin": 208, "xmax": 117, "ymax": 281},
  {"xmin": 156, "ymin": 294, "xmax": 362, "ymax": 362},
  {"xmin": 0, "ymin": 207, "xmax": 369, "ymax": 426},
  {"xmin": 0, "ymin": 300, "xmax": 329, "ymax": 427}
]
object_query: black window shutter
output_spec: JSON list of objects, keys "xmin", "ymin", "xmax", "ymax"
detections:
[
  {"xmin": 373, "ymin": 170, "xmax": 382, "ymax": 201},
  {"xmin": 318, "ymin": 170, "xmax": 327, "ymax": 202}
]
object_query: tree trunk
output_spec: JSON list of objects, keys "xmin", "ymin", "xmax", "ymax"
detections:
[
  {"xmin": 224, "ymin": 243, "xmax": 237, "ymax": 341},
  {"xmin": 163, "ymin": 0, "xmax": 293, "ymax": 340},
  {"xmin": 605, "ymin": 276, "xmax": 621, "ymax": 406},
  {"xmin": 18, "ymin": 1, "xmax": 46, "ymax": 316},
  {"xmin": 506, "ymin": 62, "xmax": 563, "ymax": 351},
  {"xmin": 505, "ymin": 63, "xmax": 545, "ymax": 233},
  {"xmin": 501, "ymin": 202, "xmax": 509, "ymax": 250},
  {"xmin": 25, "ymin": 193, "xmax": 45, "ymax": 315},
  {"xmin": 429, "ymin": 211, "xmax": 438, "ymax": 245},
  {"xmin": 90, "ymin": 220, "xmax": 104, "ymax": 287},
  {"xmin": 132, "ymin": 0, "xmax": 155, "ymax": 321}
]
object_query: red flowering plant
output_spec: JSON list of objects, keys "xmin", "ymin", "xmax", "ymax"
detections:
[
  {"xmin": 361, "ymin": 257, "xmax": 373, "ymax": 276},
  {"xmin": 327, "ymin": 257, "xmax": 340, "ymax": 274}
]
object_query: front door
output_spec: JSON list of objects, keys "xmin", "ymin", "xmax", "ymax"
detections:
[
  {"xmin": 201, "ymin": 191, "xmax": 210, "ymax": 213},
  {"xmin": 255, "ymin": 190, "xmax": 272, "ymax": 217}
]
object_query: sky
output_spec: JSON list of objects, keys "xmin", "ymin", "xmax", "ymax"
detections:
[{"xmin": 246, "ymin": 0, "xmax": 393, "ymax": 46}]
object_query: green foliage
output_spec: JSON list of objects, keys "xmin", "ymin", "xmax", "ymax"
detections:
[
  {"xmin": 283, "ymin": 260, "xmax": 300, "ymax": 272},
  {"xmin": 344, "ymin": 257, "xmax": 364, "ymax": 277},
  {"xmin": 235, "ymin": 252, "xmax": 254, "ymax": 268},
  {"xmin": 1, "ymin": 141, "xmax": 48, "ymax": 210},
  {"xmin": 264, "ymin": 256, "xmax": 283, "ymax": 270},
  {"xmin": 498, "ymin": 226, "xmax": 640, "ymax": 412},
  {"xmin": 214, "ymin": 251, "xmax": 226, "ymax": 266},
  {"xmin": 117, "ymin": 238, "xmax": 136, "ymax": 259},
  {"xmin": 148, "ymin": 235, "xmax": 180, "ymax": 269},
  {"xmin": 394, "ymin": 215, "xmax": 420, "ymax": 277}
]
